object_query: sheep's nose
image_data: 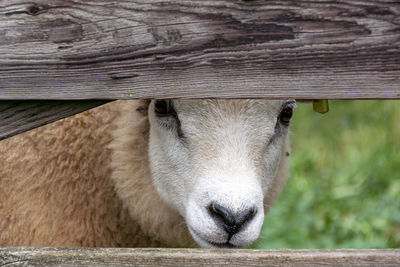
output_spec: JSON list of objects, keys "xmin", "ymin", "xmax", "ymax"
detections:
[{"xmin": 208, "ymin": 202, "xmax": 257, "ymax": 238}]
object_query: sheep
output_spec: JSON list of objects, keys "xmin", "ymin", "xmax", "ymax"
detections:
[{"xmin": 0, "ymin": 99, "xmax": 295, "ymax": 248}]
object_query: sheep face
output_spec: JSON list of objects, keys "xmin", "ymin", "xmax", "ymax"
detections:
[{"xmin": 148, "ymin": 99, "xmax": 294, "ymax": 248}]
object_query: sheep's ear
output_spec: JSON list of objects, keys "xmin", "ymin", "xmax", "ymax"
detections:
[{"xmin": 136, "ymin": 99, "xmax": 151, "ymax": 114}]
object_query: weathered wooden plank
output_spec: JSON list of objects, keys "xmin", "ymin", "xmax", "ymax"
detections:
[
  {"xmin": 0, "ymin": 101, "xmax": 109, "ymax": 141},
  {"xmin": 1, "ymin": 0, "xmax": 399, "ymax": 99},
  {"xmin": 0, "ymin": 248, "xmax": 399, "ymax": 267}
]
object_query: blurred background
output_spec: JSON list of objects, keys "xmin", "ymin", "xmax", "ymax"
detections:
[{"xmin": 252, "ymin": 100, "xmax": 400, "ymax": 249}]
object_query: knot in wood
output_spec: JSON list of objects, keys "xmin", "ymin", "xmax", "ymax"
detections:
[{"xmin": 27, "ymin": 5, "xmax": 43, "ymax": 16}]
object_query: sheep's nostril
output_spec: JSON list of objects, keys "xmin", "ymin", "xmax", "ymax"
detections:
[
  {"xmin": 207, "ymin": 202, "xmax": 257, "ymax": 237},
  {"xmin": 238, "ymin": 207, "xmax": 257, "ymax": 225},
  {"xmin": 208, "ymin": 202, "xmax": 235, "ymax": 224}
]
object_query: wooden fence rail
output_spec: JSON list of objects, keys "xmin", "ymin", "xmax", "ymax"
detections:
[
  {"xmin": 1, "ymin": 248, "xmax": 400, "ymax": 267},
  {"xmin": 0, "ymin": 0, "xmax": 399, "ymax": 100},
  {"xmin": 0, "ymin": 101, "xmax": 108, "ymax": 140}
]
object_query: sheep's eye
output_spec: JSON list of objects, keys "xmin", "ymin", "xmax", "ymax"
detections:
[
  {"xmin": 154, "ymin": 100, "xmax": 174, "ymax": 116},
  {"xmin": 154, "ymin": 100, "xmax": 184, "ymax": 139},
  {"xmin": 279, "ymin": 106, "xmax": 293, "ymax": 125}
]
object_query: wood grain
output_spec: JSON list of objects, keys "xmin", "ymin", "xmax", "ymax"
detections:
[
  {"xmin": 0, "ymin": 101, "xmax": 109, "ymax": 140},
  {"xmin": 0, "ymin": 248, "xmax": 399, "ymax": 266},
  {"xmin": 0, "ymin": 0, "xmax": 399, "ymax": 99}
]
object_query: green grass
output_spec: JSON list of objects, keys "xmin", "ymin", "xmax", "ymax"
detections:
[{"xmin": 252, "ymin": 100, "xmax": 400, "ymax": 249}]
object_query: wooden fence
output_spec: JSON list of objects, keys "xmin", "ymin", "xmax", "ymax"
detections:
[
  {"xmin": 1, "ymin": 248, "xmax": 400, "ymax": 266},
  {"xmin": 0, "ymin": 0, "xmax": 399, "ymax": 265}
]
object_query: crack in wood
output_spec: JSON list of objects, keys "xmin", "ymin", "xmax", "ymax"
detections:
[
  {"xmin": 110, "ymin": 72, "xmax": 140, "ymax": 79},
  {"xmin": 0, "ymin": 260, "xmax": 29, "ymax": 267}
]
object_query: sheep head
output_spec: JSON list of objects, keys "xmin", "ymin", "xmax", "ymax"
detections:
[{"xmin": 147, "ymin": 99, "xmax": 295, "ymax": 248}]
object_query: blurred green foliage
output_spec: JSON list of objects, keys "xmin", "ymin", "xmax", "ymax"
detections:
[{"xmin": 252, "ymin": 100, "xmax": 400, "ymax": 249}]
